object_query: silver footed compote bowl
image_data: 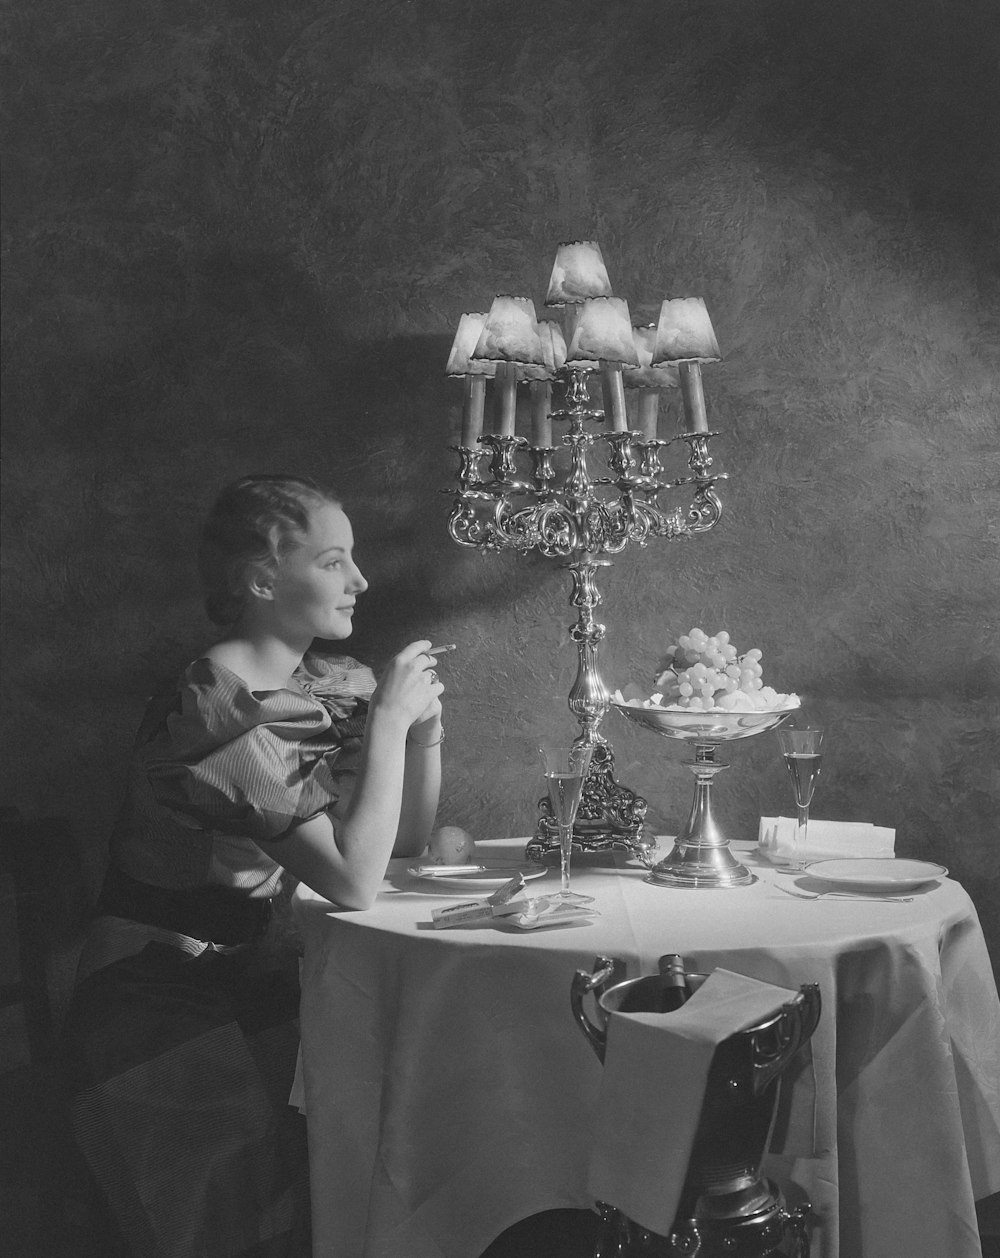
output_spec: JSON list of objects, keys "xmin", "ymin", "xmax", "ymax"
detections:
[{"xmin": 611, "ymin": 703, "xmax": 798, "ymax": 888}]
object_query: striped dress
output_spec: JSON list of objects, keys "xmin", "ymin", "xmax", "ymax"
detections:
[{"xmin": 61, "ymin": 650, "xmax": 376, "ymax": 1258}]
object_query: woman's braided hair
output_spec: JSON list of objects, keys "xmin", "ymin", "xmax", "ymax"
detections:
[{"xmin": 198, "ymin": 474, "xmax": 342, "ymax": 626}]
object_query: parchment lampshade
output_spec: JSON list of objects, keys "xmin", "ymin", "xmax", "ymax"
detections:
[
  {"xmin": 520, "ymin": 318, "xmax": 566, "ymax": 382},
  {"xmin": 539, "ymin": 318, "xmax": 567, "ymax": 374},
  {"xmin": 445, "ymin": 313, "xmax": 497, "ymax": 377},
  {"xmin": 565, "ymin": 296, "xmax": 640, "ymax": 368},
  {"xmin": 622, "ymin": 324, "xmax": 681, "ymax": 389},
  {"xmin": 650, "ymin": 297, "xmax": 722, "ymax": 365},
  {"xmin": 545, "ymin": 240, "xmax": 614, "ymax": 305},
  {"xmin": 472, "ymin": 295, "xmax": 547, "ymax": 367}
]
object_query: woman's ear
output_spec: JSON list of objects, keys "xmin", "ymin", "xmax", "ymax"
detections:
[{"xmin": 247, "ymin": 565, "xmax": 276, "ymax": 602}]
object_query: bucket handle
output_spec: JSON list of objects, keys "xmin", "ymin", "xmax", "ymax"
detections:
[{"xmin": 571, "ymin": 955, "xmax": 627, "ymax": 1063}]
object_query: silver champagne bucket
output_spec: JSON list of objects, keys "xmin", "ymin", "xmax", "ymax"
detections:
[{"xmin": 571, "ymin": 957, "xmax": 821, "ymax": 1257}]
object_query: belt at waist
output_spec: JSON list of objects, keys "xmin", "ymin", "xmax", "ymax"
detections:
[{"xmin": 95, "ymin": 864, "xmax": 273, "ymax": 947}]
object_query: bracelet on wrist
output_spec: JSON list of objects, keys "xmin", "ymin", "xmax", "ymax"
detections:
[{"xmin": 407, "ymin": 726, "xmax": 445, "ymax": 748}]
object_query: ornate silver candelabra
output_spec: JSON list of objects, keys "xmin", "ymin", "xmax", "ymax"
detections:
[{"xmin": 443, "ymin": 242, "xmax": 728, "ymax": 864}]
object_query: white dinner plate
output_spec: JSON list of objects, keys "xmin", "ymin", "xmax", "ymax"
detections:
[
  {"xmin": 804, "ymin": 858, "xmax": 948, "ymax": 892},
  {"xmin": 406, "ymin": 862, "xmax": 548, "ymax": 892}
]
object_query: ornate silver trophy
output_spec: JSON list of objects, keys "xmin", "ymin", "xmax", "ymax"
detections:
[{"xmin": 444, "ymin": 241, "xmax": 727, "ymax": 864}]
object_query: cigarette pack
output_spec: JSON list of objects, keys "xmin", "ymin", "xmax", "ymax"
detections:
[
  {"xmin": 431, "ymin": 895, "xmax": 529, "ymax": 929},
  {"xmin": 429, "ymin": 872, "xmax": 531, "ymax": 929},
  {"xmin": 487, "ymin": 872, "xmax": 527, "ymax": 905}
]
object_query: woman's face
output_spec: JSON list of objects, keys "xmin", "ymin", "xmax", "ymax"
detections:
[{"xmin": 267, "ymin": 502, "xmax": 368, "ymax": 642}]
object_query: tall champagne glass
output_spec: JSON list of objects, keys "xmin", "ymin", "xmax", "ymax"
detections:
[
  {"xmin": 775, "ymin": 726, "xmax": 825, "ymax": 869},
  {"xmin": 539, "ymin": 743, "xmax": 594, "ymax": 903}
]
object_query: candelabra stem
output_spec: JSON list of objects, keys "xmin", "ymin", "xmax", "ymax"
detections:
[
  {"xmin": 567, "ymin": 555, "xmax": 610, "ymax": 741},
  {"xmin": 527, "ymin": 553, "xmax": 653, "ymax": 866}
]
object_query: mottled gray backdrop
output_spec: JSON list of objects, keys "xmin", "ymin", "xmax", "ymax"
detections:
[{"xmin": 3, "ymin": 0, "xmax": 998, "ymax": 1011}]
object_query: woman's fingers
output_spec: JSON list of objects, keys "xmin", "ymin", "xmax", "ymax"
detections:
[
  {"xmin": 395, "ymin": 640, "xmax": 433, "ymax": 664},
  {"xmin": 372, "ymin": 641, "xmax": 447, "ymax": 726},
  {"xmin": 400, "ymin": 640, "xmax": 449, "ymax": 684}
]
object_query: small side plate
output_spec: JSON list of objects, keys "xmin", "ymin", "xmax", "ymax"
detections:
[
  {"xmin": 406, "ymin": 863, "xmax": 548, "ymax": 892},
  {"xmin": 804, "ymin": 858, "xmax": 947, "ymax": 892}
]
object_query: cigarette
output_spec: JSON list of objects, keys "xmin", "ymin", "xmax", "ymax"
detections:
[{"xmin": 429, "ymin": 644, "xmax": 457, "ymax": 656}]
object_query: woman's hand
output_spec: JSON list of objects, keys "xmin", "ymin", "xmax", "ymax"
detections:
[{"xmin": 370, "ymin": 640, "xmax": 444, "ymax": 732}]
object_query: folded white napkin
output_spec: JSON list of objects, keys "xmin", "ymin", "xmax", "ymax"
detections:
[
  {"xmin": 758, "ymin": 815, "xmax": 895, "ymax": 864},
  {"xmin": 587, "ymin": 968, "xmax": 800, "ymax": 1238}
]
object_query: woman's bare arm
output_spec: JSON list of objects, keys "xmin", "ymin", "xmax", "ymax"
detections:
[
  {"xmin": 395, "ymin": 713, "xmax": 443, "ymax": 858},
  {"xmin": 255, "ymin": 642, "xmax": 442, "ymax": 908}
]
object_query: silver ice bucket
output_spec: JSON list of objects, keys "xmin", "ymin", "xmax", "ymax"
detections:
[{"xmin": 571, "ymin": 956, "xmax": 821, "ymax": 1257}]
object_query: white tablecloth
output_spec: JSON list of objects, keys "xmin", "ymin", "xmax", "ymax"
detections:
[{"xmin": 292, "ymin": 839, "xmax": 1000, "ymax": 1258}]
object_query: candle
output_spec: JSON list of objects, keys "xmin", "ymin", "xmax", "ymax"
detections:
[
  {"xmin": 600, "ymin": 372, "xmax": 614, "ymax": 420},
  {"xmin": 460, "ymin": 376, "xmax": 486, "ymax": 447},
  {"xmin": 602, "ymin": 362, "xmax": 628, "ymax": 432},
  {"xmin": 494, "ymin": 362, "xmax": 518, "ymax": 438},
  {"xmin": 678, "ymin": 361, "xmax": 710, "ymax": 434},
  {"xmin": 638, "ymin": 391, "xmax": 659, "ymax": 442},
  {"xmin": 530, "ymin": 381, "xmax": 552, "ymax": 447}
]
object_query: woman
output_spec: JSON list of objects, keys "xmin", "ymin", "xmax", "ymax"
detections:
[{"xmin": 61, "ymin": 474, "xmax": 444, "ymax": 1257}]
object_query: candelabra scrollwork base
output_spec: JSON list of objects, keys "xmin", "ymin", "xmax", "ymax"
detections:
[{"xmin": 526, "ymin": 739, "xmax": 655, "ymax": 865}]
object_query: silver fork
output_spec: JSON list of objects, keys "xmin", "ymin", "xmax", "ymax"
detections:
[{"xmin": 772, "ymin": 883, "xmax": 913, "ymax": 904}]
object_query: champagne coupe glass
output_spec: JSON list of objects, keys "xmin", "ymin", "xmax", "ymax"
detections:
[
  {"xmin": 775, "ymin": 726, "xmax": 825, "ymax": 869},
  {"xmin": 538, "ymin": 743, "xmax": 595, "ymax": 904}
]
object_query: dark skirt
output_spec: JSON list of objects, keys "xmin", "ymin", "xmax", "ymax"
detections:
[{"xmin": 59, "ymin": 938, "xmax": 310, "ymax": 1258}]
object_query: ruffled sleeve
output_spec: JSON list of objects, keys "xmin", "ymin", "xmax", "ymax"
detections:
[
  {"xmin": 294, "ymin": 648, "xmax": 377, "ymax": 741},
  {"xmin": 141, "ymin": 655, "xmax": 375, "ymax": 846}
]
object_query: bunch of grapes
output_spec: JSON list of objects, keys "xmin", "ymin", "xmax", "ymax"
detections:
[{"xmin": 649, "ymin": 627, "xmax": 783, "ymax": 712}]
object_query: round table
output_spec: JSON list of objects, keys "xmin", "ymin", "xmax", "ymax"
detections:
[{"xmin": 293, "ymin": 838, "xmax": 1000, "ymax": 1258}]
